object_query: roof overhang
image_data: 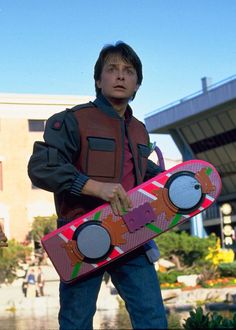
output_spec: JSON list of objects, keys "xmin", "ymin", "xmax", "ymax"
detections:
[{"xmin": 145, "ymin": 76, "xmax": 236, "ymax": 204}]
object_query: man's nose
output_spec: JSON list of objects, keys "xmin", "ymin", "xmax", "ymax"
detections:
[{"xmin": 117, "ymin": 69, "xmax": 125, "ymax": 80}]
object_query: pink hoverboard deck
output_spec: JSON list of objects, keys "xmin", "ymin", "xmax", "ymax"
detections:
[{"xmin": 42, "ymin": 160, "xmax": 222, "ymax": 283}]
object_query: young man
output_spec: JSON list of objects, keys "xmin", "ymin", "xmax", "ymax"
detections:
[{"xmin": 28, "ymin": 42, "xmax": 168, "ymax": 329}]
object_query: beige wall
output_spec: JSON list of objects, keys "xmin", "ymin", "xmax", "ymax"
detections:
[{"xmin": 0, "ymin": 93, "xmax": 92, "ymax": 242}]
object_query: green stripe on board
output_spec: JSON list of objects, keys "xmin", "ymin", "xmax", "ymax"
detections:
[
  {"xmin": 93, "ymin": 211, "xmax": 102, "ymax": 221},
  {"xmin": 146, "ymin": 223, "xmax": 162, "ymax": 234},
  {"xmin": 71, "ymin": 262, "xmax": 82, "ymax": 279},
  {"xmin": 122, "ymin": 207, "xmax": 128, "ymax": 215},
  {"xmin": 205, "ymin": 167, "xmax": 213, "ymax": 176},
  {"xmin": 168, "ymin": 214, "xmax": 182, "ymax": 228}
]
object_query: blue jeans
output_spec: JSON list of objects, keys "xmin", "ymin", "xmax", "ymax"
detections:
[{"xmin": 59, "ymin": 249, "xmax": 168, "ymax": 329}]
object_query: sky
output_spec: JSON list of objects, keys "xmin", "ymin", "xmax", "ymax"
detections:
[{"xmin": 0, "ymin": 0, "xmax": 236, "ymax": 159}]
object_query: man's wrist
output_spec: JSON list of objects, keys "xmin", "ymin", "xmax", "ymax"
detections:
[
  {"xmin": 70, "ymin": 173, "xmax": 89, "ymax": 196},
  {"xmin": 82, "ymin": 179, "xmax": 102, "ymax": 198}
]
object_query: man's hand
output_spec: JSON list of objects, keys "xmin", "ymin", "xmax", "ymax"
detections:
[{"xmin": 82, "ymin": 179, "xmax": 132, "ymax": 216}]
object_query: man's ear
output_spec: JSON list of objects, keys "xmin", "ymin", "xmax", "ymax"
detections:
[{"xmin": 96, "ymin": 80, "xmax": 101, "ymax": 89}]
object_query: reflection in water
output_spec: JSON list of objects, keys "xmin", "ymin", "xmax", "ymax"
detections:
[
  {"xmin": 0, "ymin": 313, "xmax": 59, "ymax": 330},
  {"xmin": 0, "ymin": 314, "xmax": 181, "ymax": 330},
  {"xmin": 2, "ymin": 277, "xmax": 236, "ymax": 330},
  {"xmin": 0, "ymin": 307, "xmax": 179, "ymax": 329},
  {"xmin": 100, "ymin": 302, "xmax": 132, "ymax": 329},
  {"xmin": 1, "ymin": 304, "xmax": 235, "ymax": 329}
]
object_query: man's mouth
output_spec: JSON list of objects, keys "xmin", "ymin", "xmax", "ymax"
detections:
[{"xmin": 114, "ymin": 85, "xmax": 126, "ymax": 90}]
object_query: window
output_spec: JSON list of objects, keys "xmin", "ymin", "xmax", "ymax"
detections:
[
  {"xmin": 0, "ymin": 162, "xmax": 2, "ymax": 191},
  {"xmin": 28, "ymin": 119, "xmax": 46, "ymax": 132}
]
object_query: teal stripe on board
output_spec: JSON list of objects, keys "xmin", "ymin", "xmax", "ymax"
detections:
[
  {"xmin": 71, "ymin": 262, "xmax": 82, "ymax": 279},
  {"xmin": 168, "ymin": 214, "xmax": 182, "ymax": 228},
  {"xmin": 146, "ymin": 223, "xmax": 162, "ymax": 234},
  {"xmin": 93, "ymin": 211, "xmax": 102, "ymax": 221},
  {"xmin": 206, "ymin": 167, "xmax": 212, "ymax": 176}
]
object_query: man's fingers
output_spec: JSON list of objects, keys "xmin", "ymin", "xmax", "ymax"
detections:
[
  {"xmin": 110, "ymin": 200, "xmax": 119, "ymax": 216},
  {"xmin": 114, "ymin": 192, "xmax": 132, "ymax": 216},
  {"xmin": 117, "ymin": 188, "xmax": 132, "ymax": 212},
  {"xmin": 98, "ymin": 182, "xmax": 132, "ymax": 216}
]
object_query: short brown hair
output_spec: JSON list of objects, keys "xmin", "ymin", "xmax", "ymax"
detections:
[{"xmin": 94, "ymin": 41, "xmax": 143, "ymax": 100}]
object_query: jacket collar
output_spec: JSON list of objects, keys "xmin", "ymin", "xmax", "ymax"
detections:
[{"xmin": 93, "ymin": 94, "xmax": 133, "ymax": 123}]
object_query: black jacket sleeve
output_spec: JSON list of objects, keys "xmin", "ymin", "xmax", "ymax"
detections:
[
  {"xmin": 28, "ymin": 109, "xmax": 88, "ymax": 195},
  {"xmin": 144, "ymin": 159, "xmax": 164, "ymax": 182}
]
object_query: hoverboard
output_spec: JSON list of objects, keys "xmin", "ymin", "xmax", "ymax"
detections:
[{"xmin": 42, "ymin": 160, "xmax": 221, "ymax": 283}]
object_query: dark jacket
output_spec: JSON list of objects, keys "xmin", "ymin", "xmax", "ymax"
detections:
[{"xmin": 28, "ymin": 95, "xmax": 162, "ymax": 222}]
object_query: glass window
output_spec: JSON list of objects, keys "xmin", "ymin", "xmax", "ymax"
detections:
[{"xmin": 28, "ymin": 120, "xmax": 45, "ymax": 132}]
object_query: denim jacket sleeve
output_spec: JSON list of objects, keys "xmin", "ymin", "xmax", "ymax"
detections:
[{"xmin": 27, "ymin": 109, "xmax": 89, "ymax": 195}]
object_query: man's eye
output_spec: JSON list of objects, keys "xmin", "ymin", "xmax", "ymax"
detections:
[{"xmin": 126, "ymin": 68, "xmax": 135, "ymax": 75}]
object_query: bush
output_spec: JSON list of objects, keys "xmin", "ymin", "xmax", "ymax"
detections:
[
  {"xmin": 183, "ymin": 307, "xmax": 236, "ymax": 329},
  {"xmin": 218, "ymin": 261, "xmax": 236, "ymax": 277},
  {"xmin": 158, "ymin": 270, "xmax": 185, "ymax": 284}
]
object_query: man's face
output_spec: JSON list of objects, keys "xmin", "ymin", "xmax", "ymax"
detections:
[{"xmin": 96, "ymin": 55, "xmax": 139, "ymax": 102}]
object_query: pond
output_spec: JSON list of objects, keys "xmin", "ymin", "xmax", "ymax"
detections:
[
  {"xmin": 0, "ymin": 313, "xmax": 58, "ymax": 330},
  {"xmin": 1, "ymin": 279, "xmax": 236, "ymax": 329},
  {"xmin": 0, "ymin": 308, "xmax": 180, "ymax": 329},
  {"xmin": 1, "ymin": 304, "xmax": 236, "ymax": 329}
]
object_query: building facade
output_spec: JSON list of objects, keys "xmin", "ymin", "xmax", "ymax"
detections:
[{"xmin": 0, "ymin": 93, "xmax": 92, "ymax": 242}]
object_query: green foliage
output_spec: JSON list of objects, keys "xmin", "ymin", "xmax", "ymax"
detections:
[
  {"xmin": 29, "ymin": 215, "xmax": 57, "ymax": 262},
  {"xmin": 158, "ymin": 270, "xmax": 185, "ymax": 284},
  {"xmin": 30, "ymin": 215, "xmax": 57, "ymax": 241},
  {"xmin": 155, "ymin": 231, "xmax": 217, "ymax": 268},
  {"xmin": 184, "ymin": 307, "xmax": 210, "ymax": 329},
  {"xmin": 0, "ymin": 240, "xmax": 31, "ymax": 284},
  {"xmin": 218, "ymin": 261, "xmax": 236, "ymax": 277},
  {"xmin": 183, "ymin": 307, "xmax": 236, "ymax": 329}
]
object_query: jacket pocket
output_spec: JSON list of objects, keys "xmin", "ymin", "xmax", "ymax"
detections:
[
  {"xmin": 86, "ymin": 137, "xmax": 116, "ymax": 178},
  {"xmin": 137, "ymin": 144, "xmax": 150, "ymax": 176}
]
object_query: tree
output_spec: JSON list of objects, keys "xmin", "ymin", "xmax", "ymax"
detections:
[
  {"xmin": 29, "ymin": 215, "xmax": 57, "ymax": 262},
  {"xmin": 0, "ymin": 239, "xmax": 31, "ymax": 284},
  {"xmin": 30, "ymin": 215, "xmax": 57, "ymax": 241},
  {"xmin": 155, "ymin": 231, "xmax": 217, "ymax": 270}
]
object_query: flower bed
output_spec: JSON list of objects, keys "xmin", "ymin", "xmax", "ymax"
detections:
[
  {"xmin": 201, "ymin": 277, "xmax": 236, "ymax": 288},
  {"xmin": 161, "ymin": 277, "xmax": 236, "ymax": 290},
  {"xmin": 160, "ymin": 282, "xmax": 184, "ymax": 289}
]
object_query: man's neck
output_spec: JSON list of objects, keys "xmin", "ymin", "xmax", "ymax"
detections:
[{"xmin": 106, "ymin": 97, "xmax": 128, "ymax": 117}]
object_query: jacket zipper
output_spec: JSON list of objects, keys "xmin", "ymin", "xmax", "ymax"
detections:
[
  {"xmin": 125, "ymin": 122, "xmax": 140, "ymax": 186},
  {"xmin": 119, "ymin": 118, "xmax": 125, "ymax": 183}
]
